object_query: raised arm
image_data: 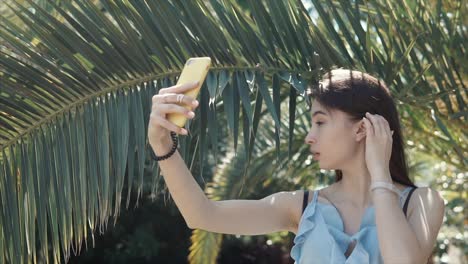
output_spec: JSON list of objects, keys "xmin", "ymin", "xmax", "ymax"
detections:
[
  {"xmin": 149, "ymin": 81, "xmax": 212, "ymax": 228},
  {"xmin": 154, "ymin": 136, "xmax": 301, "ymax": 235},
  {"xmin": 148, "ymin": 82, "xmax": 303, "ymax": 235}
]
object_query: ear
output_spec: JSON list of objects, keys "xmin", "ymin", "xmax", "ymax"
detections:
[{"xmin": 355, "ymin": 120, "xmax": 366, "ymax": 142}]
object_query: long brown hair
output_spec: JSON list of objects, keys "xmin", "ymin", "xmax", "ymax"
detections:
[{"xmin": 307, "ymin": 69, "xmax": 416, "ymax": 187}]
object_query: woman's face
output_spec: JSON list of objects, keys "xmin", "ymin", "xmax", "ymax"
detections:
[{"xmin": 304, "ymin": 100, "xmax": 363, "ymax": 170}]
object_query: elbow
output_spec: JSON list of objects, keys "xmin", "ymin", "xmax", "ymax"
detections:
[
  {"xmin": 185, "ymin": 216, "xmax": 204, "ymax": 230},
  {"xmin": 185, "ymin": 199, "xmax": 213, "ymax": 230},
  {"xmin": 186, "ymin": 219, "xmax": 198, "ymax": 230},
  {"xmin": 187, "ymin": 223, "xmax": 197, "ymax": 230},
  {"xmin": 183, "ymin": 214, "xmax": 202, "ymax": 230}
]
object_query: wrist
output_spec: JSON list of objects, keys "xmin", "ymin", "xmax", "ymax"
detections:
[
  {"xmin": 371, "ymin": 188, "xmax": 399, "ymax": 200},
  {"xmin": 370, "ymin": 181, "xmax": 401, "ymax": 197},
  {"xmin": 151, "ymin": 134, "xmax": 174, "ymax": 156},
  {"xmin": 370, "ymin": 170, "xmax": 392, "ymax": 182}
]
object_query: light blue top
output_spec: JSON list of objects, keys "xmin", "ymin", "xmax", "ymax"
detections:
[{"xmin": 290, "ymin": 186, "xmax": 414, "ymax": 264}]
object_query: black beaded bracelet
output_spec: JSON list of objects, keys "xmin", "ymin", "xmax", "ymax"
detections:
[{"xmin": 150, "ymin": 131, "xmax": 179, "ymax": 161}]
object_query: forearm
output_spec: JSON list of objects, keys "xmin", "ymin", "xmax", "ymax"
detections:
[
  {"xmin": 152, "ymin": 137, "xmax": 211, "ymax": 228},
  {"xmin": 372, "ymin": 173, "xmax": 421, "ymax": 263}
]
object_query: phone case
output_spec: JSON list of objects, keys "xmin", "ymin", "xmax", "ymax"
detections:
[{"xmin": 167, "ymin": 57, "xmax": 211, "ymax": 128}]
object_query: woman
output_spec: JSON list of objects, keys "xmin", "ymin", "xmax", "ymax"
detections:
[{"xmin": 147, "ymin": 69, "xmax": 445, "ymax": 263}]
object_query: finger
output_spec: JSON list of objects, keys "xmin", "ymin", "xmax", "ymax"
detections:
[
  {"xmin": 159, "ymin": 81, "xmax": 200, "ymax": 95},
  {"xmin": 363, "ymin": 116, "xmax": 373, "ymax": 137},
  {"xmin": 369, "ymin": 113, "xmax": 385, "ymax": 137},
  {"xmin": 154, "ymin": 103, "xmax": 195, "ymax": 119},
  {"xmin": 378, "ymin": 115, "xmax": 391, "ymax": 138},
  {"xmin": 365, "ymin": 112, "xmax": 378, "ymax": 136},
  {"xmin": 152, "ymin": 115, "xmax": 188, "ymax": 135},
  {"xmin": 374, "ymin": 115, "xmax": 385, "ymax": 137},
  {"xmin": 153, "ymin": 93, "xmax": 199, "ymax": 108},
  {"xmin": 383, "ymin": 118, "xmax": 392, "ymax": 138}
]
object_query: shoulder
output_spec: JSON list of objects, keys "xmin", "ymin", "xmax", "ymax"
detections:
[
  {"xmin": 277, "ymin": 189, "xmax": 314, "ymax": 234},
  {"xmin": 262, "ymin": 190, "xmax": 308, "ymax": 234},
  {"xmin": 406, "ymin": 186, "xmax": 445, "ymax": 260},
  {"xmin": 288, "ymin": 190, "xmax": 310, "ymax": 230},
  {"xmin": 289, "ymin": 185, "xmax": 336, "ymax": 233},
  {"xmin": 407, "ymin": 186, "xmax": 445, "ymax": 218}
]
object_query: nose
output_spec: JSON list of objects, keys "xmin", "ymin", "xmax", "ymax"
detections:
[{"xmin": 304, "ymin": 131, "xmax": 316, "ymax": 145}]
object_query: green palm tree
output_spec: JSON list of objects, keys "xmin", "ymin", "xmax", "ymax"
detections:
[{"xmin": 0, "ymin": 0, "xmax": 465, "ymax": 263}]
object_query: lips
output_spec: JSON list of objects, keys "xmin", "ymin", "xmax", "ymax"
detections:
[{"xmin": 312, "ymin": 151, "xmax": 320, "ymax": 160}]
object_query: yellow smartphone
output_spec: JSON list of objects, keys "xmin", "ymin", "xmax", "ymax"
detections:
[{"xmin": 167, "ymin": 57, "xmax": 211, "ymax": 128}]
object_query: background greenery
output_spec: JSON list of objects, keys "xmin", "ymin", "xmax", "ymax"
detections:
[{"xmin": 0, "ymin": 0, "xmax": 466, "ymax": 263}]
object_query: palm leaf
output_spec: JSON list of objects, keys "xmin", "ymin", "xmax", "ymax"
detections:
[
  {"xmin": 188, "ymin": 93, "xmax": 326, "ymax": 263},
  {"xmin": 0, "ymin": 0, "xmax": 329, "ymax": 262},
  {"xmin": 0, "ymin": 0, "xmax": 466, "ymax": 263}
]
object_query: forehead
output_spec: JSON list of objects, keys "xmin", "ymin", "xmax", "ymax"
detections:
[
  {"xmin": 311, "ymin": 99, "xmax": 323, "ymax": 109},
  {"xmin": 309, "ymin": 100, "xmax": 349, "ymax": 121},
  {"xmin": 310, "ymin": 100, "xmax": 329, "ymax": 117}
]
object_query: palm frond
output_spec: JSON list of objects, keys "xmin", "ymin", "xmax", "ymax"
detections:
[
  {"xmin": 0, "ymin": 0, "xmax": 465, "ymax": 263},
  {"xmin": 188, "ymin": 96, "xmax": 323, "ymax": 263},
  {"xmin": 0, "ymin": 0, "xmax": 329, "ymax": 262}
]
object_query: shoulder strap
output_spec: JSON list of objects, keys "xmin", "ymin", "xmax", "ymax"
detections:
[
  {"xmin": 302, "ymin": 190, "xmax": 309, "ymax": 214},
  {"xmin": 403, "ymin": 187, "xmax": 417, "ymax": 217}
]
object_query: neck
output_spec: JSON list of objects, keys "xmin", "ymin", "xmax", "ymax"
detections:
[{"xmin": 336, "ymin": 162, "xmax": 373, "ymax": 208}]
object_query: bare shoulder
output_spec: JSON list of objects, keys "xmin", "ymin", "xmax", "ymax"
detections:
[
  {"xmin": 244, "ymin": 189, "xmax": 309, "ymax": 234},
  {"xmin": 407, "ymin": 186, "xmax": 445, "ymax": 218},
  {"xmin": 278, "ymin": 190, "xmax": 309, "ymax": 234},
  {"xmin": 288, "ymin": 190, "xmax": 309, "ymax": 234},
  {"xmin": 289, "ymin": 185, "xmax": 336, "ymax": 234},
  {"xmin": 406, "ymin": 186, "xmax": 445, "ymax": 261}
]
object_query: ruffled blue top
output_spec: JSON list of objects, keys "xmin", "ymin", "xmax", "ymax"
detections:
[{"xmin": 290, "ymin": 186, "xmax": 414, "ymax": 264}]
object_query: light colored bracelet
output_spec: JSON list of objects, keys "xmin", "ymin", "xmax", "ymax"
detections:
[{"xmin": 370, "ymin": 181, "xmax": 402, "ymax": 196}]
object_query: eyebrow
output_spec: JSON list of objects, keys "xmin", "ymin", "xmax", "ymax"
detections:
[{"xmin": 312, "ymin": 110, "xmax": 327, "ymax": 117}]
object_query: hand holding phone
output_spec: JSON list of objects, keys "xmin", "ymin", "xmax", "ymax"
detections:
[
  {"xmin": 167, "ymin": 57, "xmax": 211, "ymax": 128},
  {"xmin": 148, "ymin": 57, "xmax": 211, "ymax": 147}
]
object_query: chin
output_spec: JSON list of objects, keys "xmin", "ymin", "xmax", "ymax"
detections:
[
  {"xmin": 318, "ymin": 161, "xmax": 337, "ymax": 170},
  {"xmin": 317, "ymin": 162, "xmax": 329, "ymax": 170}
]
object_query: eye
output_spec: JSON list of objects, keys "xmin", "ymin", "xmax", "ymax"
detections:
[{"xmin": 315, "ymin": 122, "xmax": 324, "ymax": 126}]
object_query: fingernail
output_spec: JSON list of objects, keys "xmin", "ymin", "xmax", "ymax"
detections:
[{"xmin": 192, "ymin": 100, "xmax": 199, "ymax": 106}]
